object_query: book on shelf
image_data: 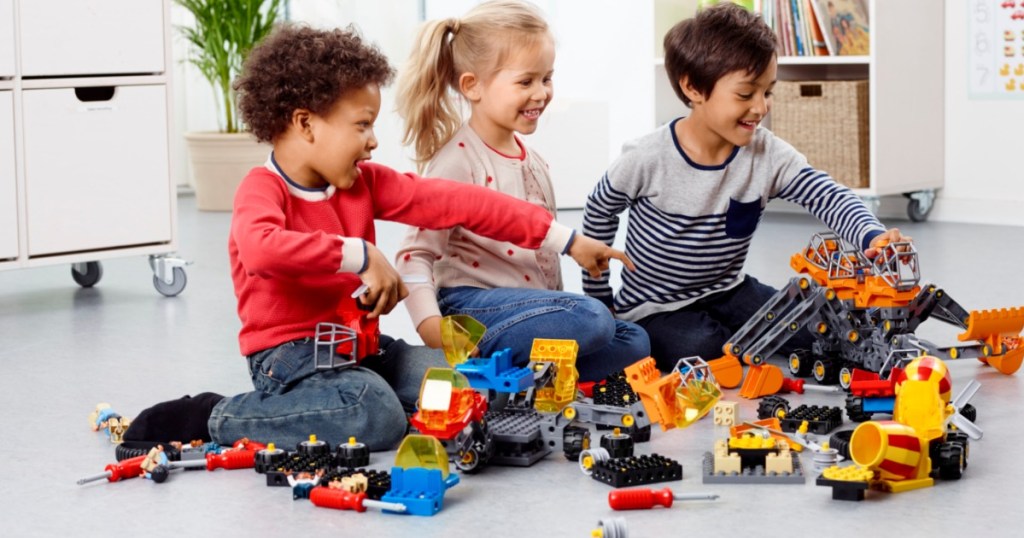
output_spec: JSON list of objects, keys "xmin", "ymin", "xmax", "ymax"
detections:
[
  {"xmin": 809, "ymin": 0, "xmax": 870, "ymax": 56},
  {"xmin": 757, "ymin": 0, "xmax": 868, "ymax": 57}
]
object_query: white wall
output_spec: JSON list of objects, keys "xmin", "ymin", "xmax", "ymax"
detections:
[
  {"xmin": 171, "ymin": 1, "xmax": 1024, "ymax": 226},
  {"xmin": 936, "ymin": 0, "xmax": 1024, "ymax": 225}
]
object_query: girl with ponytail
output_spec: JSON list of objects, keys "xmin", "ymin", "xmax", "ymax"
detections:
[{"xmin": 395, "ymin": 1, "xmax": 650, "ymax": 382}]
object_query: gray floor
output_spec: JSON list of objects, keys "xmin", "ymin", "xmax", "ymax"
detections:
[{"xmin": 3, "ymin": 194, "xmax": 1023, "ymax": 537}]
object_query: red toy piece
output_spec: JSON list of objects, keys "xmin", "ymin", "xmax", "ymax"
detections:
[
  {"xmin": 310, "ymin": 487, "xmax": 407, "ymax": 513},
  {"xmin": 608, "ymin": 487, "xmax": 719, "ymax": 510}
]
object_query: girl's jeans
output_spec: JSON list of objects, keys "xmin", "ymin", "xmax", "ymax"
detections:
[
  {"xmin": 208, "ymin": 335, "xmax": 446, "ymax": 451},
  {"xmin": 437, "ymin": 286, "xmax": 651, "ymax": 382}
]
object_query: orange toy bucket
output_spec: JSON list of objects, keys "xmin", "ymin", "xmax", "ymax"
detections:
[{"xmin": 850, "ymin": 421, "xmax": 924, "ymax": 481}]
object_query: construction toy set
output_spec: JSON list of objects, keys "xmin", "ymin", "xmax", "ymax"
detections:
[{"xmin": 79, "ymin": 234, "xmax": 1024, "ymax": 534}]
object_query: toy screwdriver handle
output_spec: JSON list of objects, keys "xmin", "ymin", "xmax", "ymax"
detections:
[
  {"xmin": 608, "ymin": 488, "xmax": 673, "ymax": 510},
  {"xmin": 206, "ymin": 450, "xmax": 256, "ymax": 471},
  {"xmin": 77, "ymin": 454, "xmax": 147, "ymax": 485},
  {"xmin": 310, "ymin": 488, "xmax": 368, "ymax": 512}
]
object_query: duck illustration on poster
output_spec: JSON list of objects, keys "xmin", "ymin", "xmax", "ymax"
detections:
[{"xmin": 969, "ymin": 0, "xmax": 1024, "ymax": 98}]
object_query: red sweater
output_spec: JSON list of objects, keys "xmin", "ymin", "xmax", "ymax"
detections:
[{"xmin": 229, "ymin": 161, "xmax": 574, "ymax": 356}]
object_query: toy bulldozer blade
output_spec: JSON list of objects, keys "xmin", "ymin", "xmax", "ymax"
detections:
[{"xmin": 957, "ymin": 308, "xmax": 1024, "ymax": 375}]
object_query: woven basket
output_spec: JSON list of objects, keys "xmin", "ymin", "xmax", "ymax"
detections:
[{"xmin": 770, "ymin": 80, "xmax": 869, "ymax": 189}]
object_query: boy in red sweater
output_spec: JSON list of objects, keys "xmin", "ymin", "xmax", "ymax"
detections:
[{"xmin": 124, "ymin": 25, "xmax": 630, "ymax": 451}]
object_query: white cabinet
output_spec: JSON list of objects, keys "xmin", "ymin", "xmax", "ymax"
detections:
[
  {"xmin": 1, "ymin": 0, "xmax": 185, "ymax": 295},
  {"xmin": 18, "ymin": 0, "xmax": 165, "ymax": 77},
  {"xmin": 0, "ymin": 0, "xmax": 14, "ymax": 78},
  {"xmin": 0, "ymin": 91, "xmax": 17, "ymax": 260},
  {"xmin": 650, "ymin": 0, "xmax": 944, "ymax": 219}
]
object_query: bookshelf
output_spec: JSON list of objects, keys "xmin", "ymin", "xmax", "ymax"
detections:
[{"xmin": 651, "ymin": 0, "xmax": 945, "ymax": 221}]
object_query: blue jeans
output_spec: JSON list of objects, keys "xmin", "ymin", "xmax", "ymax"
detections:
[
  {"xmin": 437, "ymin": 286, "xmax": 650, "ymax": 382},
  {"xmin": 207, "ymin": 335, "xmax": 446, "ymax": 451},
  {"xmin": 636, "ymin": 275, "xmax": 815, "ymax": 372}
]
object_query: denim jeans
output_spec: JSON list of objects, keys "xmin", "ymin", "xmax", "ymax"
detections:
[
  {"xmin": 437, "ymin": 286, "xmax": 651, "ymax": 382},
  {"xmin": 636, "ymin": 275, "xmax": 815, "ymax": 372},
  {"xmin": 207, "ymin": 335, "xmax": 446, "ymax": 451}
]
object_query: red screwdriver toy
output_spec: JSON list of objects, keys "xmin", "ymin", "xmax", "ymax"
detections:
[
  {"xmin": 310, "ymin": 488, "xmax": 407, "ymax": 513},
  {"xmin": 608, "ymin": 487, "xmax": 719, "ymax": 510}
]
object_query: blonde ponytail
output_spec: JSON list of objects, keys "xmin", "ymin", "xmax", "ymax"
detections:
[
  {"xmin": 396, "ymin": 18, "xmax": 463, "ymax": 172},
  {"xmin": 397, "ymin": 1, "xmax": 551, "ymax": 172}
]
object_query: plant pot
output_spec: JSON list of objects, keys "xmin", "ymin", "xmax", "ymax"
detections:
[{"xmin": 184, "ymin": 132, "xmax": 269, "ymax": 211}]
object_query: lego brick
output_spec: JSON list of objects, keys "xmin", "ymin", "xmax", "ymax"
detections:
[
  {"xmin": 817, "ymin": 475, "xmax": 869, "ymax": 501},
  {"xmin": 701, "ymin": 451, "xmax": 805, "ymax": 484},
  {"xmin": 779, "ymin": 404, "xmax": 843, "ymax": 435},
  {"xmin": 589, "ymin": 454, "xmax": 683, "ymax": 488},
  {"xmin": 486, "ymin": 410, "xmax": 546, "ymax": 444},
  {"xmin": 486, "ymin": 410, "xmax": 551, "ymax": 466},
  {"xmin": 713, "ymin": 401, "xmax": 739, "ymax": 426}
]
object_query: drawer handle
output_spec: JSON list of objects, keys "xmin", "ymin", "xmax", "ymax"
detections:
[
  {"xmin": 799, "ymin": 84, "xmax": 823, "ymax": 97},
  {"xmin": 74, "ymin": 87, "xmax": 116, "ymax": 102}
]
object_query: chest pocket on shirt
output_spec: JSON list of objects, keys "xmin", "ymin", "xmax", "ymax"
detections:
[{"xmin": 724, "ymin": 197, "xmax": 763, "ymax": 239}]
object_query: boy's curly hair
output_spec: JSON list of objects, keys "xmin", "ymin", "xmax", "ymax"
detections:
[
  {"xmin": 663, "ymin": 3, "xmax": 776, "ymax": 107},
  {"xmin": 235, "ymin": 25, "xmax": 395, "ymax": 142}
]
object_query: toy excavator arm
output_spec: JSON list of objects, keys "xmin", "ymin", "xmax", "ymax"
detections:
[{"xmin": 722, "ymin": 276, "xmax": 824, "ymax": 366}]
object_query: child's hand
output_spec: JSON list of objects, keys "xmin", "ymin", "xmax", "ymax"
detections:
[
  {"xmin": 865, "ymin": 228, "xmax": 913, "ymax": 258},
  {"xmin": 358, "ymin": 243, "xmax": 409, "ymax": 318},
  {"xmin": 569, "ymin": 235, "xmax": 636, "ymax": 279},
  {"xmin": 416, "ymin": 316, "xmax": 444, "ymax": 349}
]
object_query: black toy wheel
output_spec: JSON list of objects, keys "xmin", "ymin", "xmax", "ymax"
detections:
[
  {"xmin": 960, "ymin": 403, "xmax": 977, "ymax": 423},
  {"xmin": 153, "ymin": 267, "xmax": 188, "ymax": 297},
  {"xmin": 936, "ymin": 442, "xmax": 965, "ymax": 480},
  {"xmin": 813, "ymin": 358, "xmax": 839, "ymax": 385},
  {"xmin": 829, "ymin": 430, "xmax": 853, "ymax": 460},
  {"xmin": 456, "ymin": 446, "xmax": 483, "ymax": 473},
  {"xmin": 945, "ymin": 432, "xmax": 970, "ymax": 468},
  {"xmin": 757, "ymin": 396, "xmax": 791, "ymax": 420},
  {"xmin": 71, "ymin": 262, "xmax": 103, "ymax": 288},
  {"xmin": 563, "ymin": 426, "xmax": 591, "ymax": 461},
  {"xmin": 787, "ymin": 350, "xmax": 814, "ymax": 377},
  {"xmin": 838, "ymin": 363, "xmax": 856, "ymax": 390},
  {"xmin": 845, "ymin": 395, "xmax": 872, "ymax": 422}
]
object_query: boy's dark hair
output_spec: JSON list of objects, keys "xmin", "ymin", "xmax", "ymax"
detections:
[
  {"xmin": 235, "ymin": 25, "xmax": 395, "ymax": 142},
  {"xmin": 663, "ymin": 3, "xmax": 776, "ymax": 107}
]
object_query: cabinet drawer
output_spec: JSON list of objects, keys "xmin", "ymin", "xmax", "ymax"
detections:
[
  {"xmin": 22, "ymin": 85, "xmax": 172, "ymax": 256},
  {"xmin": 19, "ymin": 0, "xmax": 165, "ymax": 77},
  {"xmin": 0, "ymin": 91, "xmax": 16, "ymax": 260},
  {"xmin": 0, "ymin": 0, "xmax": 13, "ymax": 77}
]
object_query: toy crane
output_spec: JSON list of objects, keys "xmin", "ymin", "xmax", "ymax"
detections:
[{"xmin": 715, "ymin": 232, "xmax": 1023, "ymax": 398}]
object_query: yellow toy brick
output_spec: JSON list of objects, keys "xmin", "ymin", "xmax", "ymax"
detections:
[{"xmin": 530, "ymin": 339, "xmax": 579, "ymax": 413}]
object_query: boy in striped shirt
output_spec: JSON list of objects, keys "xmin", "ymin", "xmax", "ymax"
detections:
[{"xmin": 582, "ymin": 4, "xmax": 908, "ymax": 371}]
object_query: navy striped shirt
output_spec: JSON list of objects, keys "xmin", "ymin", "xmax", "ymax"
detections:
[{"xmin": 582, "ymin": 119, "xmax": 885, "ymax": 321}]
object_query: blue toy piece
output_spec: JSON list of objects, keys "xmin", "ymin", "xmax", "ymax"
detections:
[
  {"xmin": 381, "ymin": 467, "xmax": 460, "ymax": 516},
  {"xmin": 862, "ymin": 396, "xmax": 895, "ymax": 414},
  {"xmin": 455, "ymin": 348, "xmax": 533, "ymax": 394}
]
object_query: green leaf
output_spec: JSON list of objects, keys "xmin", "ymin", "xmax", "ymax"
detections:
[{"xmin": 174, "ymin": 0, "xmax": 282, "ymax": 132}]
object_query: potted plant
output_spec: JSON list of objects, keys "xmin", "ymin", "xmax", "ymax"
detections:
[{"xmin": 176, "ymin": 0, "xmax": 283, "ymax": 211}]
